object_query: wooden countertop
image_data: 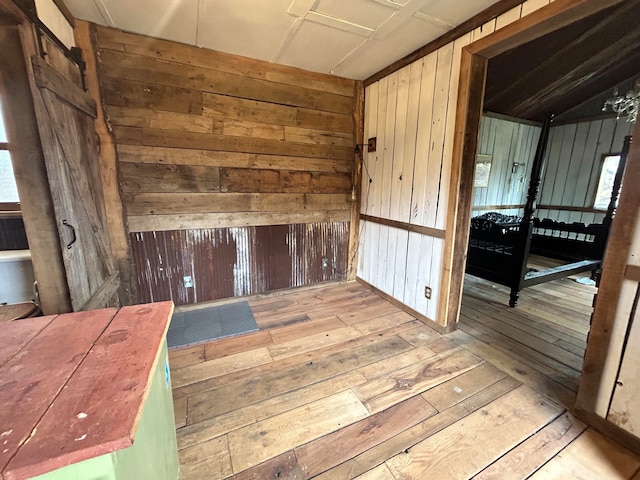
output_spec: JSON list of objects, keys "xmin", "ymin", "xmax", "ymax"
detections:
[{"xmin": 0, "ymin": 302, "xmax": 174, "ymax": 480}]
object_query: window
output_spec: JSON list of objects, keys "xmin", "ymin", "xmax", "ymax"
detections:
[
  {"xmin": 593, "ymin": 154, "xmax": 621, "ymax": 210},
  {"xmin": 0, "ymin": 101, "xmax": 20, "ymax": 204}
]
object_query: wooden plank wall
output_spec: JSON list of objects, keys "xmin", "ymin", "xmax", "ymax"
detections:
[
  {"xmin": 538, "ymin": 117, "xmax": 633, "ymax": 225},
  {"xmin": 472, "ymin": 114, "xmax": 541, "ymax": 216},
  {"xmin": 358, "ymin": 0, "xmax": 552, "ymax": 329},
  {"xmin": 93, "ymin": 25, "xmax": 358, "ymax": 305}
]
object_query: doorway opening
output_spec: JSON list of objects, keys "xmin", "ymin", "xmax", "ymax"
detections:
[{"xmin": 452, "ymin": 0, "xmax": 639, "ymax": 408}]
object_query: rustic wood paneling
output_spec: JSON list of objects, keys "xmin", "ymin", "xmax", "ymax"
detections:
[
  {"xmin": 1, "ymin": 25, "xmax": 71, "ymax": 314},
  {"xmin": 93, "ymin": 25, "xmax": 357, "ymax": 303},
  {"xmin": 98, "ymin": 48, "xmax": 353, "ymax": 115},
  {"xmin": 116, "ymin": 145, "xmax": 351, "ymax": 173},
  {"xmin": 131, "ymin": 223, "xmax": 349, "ymax": 306}
]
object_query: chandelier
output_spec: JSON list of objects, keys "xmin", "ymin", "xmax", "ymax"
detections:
[{"xmin": 602, "ymin": 81, "xmax": 639, "ymax": 124}]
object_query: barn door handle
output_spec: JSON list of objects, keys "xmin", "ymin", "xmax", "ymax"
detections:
[{"xmin": 62, "ymin": 220, "xmax": 77, "ymax": 249}]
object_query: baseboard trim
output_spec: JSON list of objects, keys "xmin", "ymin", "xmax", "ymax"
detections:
[
  {"xmin": 574, "ymin": 407, "xmax": 640, "ymax": 457},
  {"xmin": 356, "ymin": 277, "xmax": 454, "ymax": 334}
]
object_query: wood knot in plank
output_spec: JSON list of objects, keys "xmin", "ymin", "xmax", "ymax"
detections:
[{"xmin": 395, "ymin": 378, "xmax": 413, "ymax": 390}]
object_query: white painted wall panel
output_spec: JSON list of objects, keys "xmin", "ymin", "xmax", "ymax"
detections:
[
  {"xmin": 436, "ymin": 33, "xmax": 472, "ymax": 231},
  {"xmin": 388, "ymin": 66, "xmax": 411, "ymax": 222},
  {"xmin": 538, "ymin": 117, "xmax": 633, "ymax": 222},
  {"xmin": 473, "ymin": 115, "xmax": 541, "ymax": 210},
  {"xmin": 472, "ymin": 116, "xmax": 632, "ymax": 232},
  {"xmin": 410, "ymin": 54, "xmax": 436, "ymax": 226},
  {"xmin": 521, "ymin": 0, "xmax": 551, "ymax": 16},
  {"xmin": 36, "ymin": 0, "xmax": 75, "ymax": 48}
]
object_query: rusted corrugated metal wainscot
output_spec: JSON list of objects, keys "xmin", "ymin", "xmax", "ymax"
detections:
[{"xmin": 131, "ymin": 222, "xmax": 349, "ymax": 305}]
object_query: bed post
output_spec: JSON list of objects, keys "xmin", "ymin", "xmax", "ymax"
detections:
[
  {"xmin": 605, "ymin": 135, "xmax": 631, "ymax": 224},
  {"xmin": 594, "ymin": 135, "xmax": 632, "ymax": 280},
  {"xmin": 510, "ymin": 112, "xmax": 554, "ymax": 307}
]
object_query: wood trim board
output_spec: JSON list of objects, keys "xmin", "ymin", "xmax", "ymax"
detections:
[
  {"xmin": 465, "ymin": 0, "xmax": 627, "ymax": 57},
  {"xmin": 626, "ymin": 265, "xmax": 640, "ymax": 283},
  {"xmin": 127, "ymin": 210, "xmax": 351, "ymax": 232},
  {"xmin": 356, "ymin": 277, "xmax": 450, "ymax": 334},
  {"xmin": 537, "ymin": 204, "xmax": 605, "ymax": 214},
  {"xmin": 74, "ymin": 21, "xmax": 134, "ymax": 305},
  {"xmin": 438, "ymin": 49, "xmax": 487, "ymax": 331},
  {"xmin": 574, "ymin": 406, "xmax": 640, "ymax": 457},
  {"xmin": 472, "ymin": 204, "xmax": 525, "ymax": 211},
  {"xmin": 360, "ymin": 214, "xmax": 446, "ymax": 239},
  {"xmin": 348, "ymin": 81, "xmax": 364, "ymax": 281}
]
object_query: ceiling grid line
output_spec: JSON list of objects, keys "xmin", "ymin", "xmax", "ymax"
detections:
[
  {"xmin": 59, "ymin": 0, "xmax": 568, "ymax": 81},
  {"xmin": 91, "ymin": 0, "xmax": 114, "ymax": 26}
]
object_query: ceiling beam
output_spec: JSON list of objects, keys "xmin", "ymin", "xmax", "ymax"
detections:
[
  {"xmin": 486, "ymin": 1, "xmax": 638, "ymax": 112},
  {"xmin": 514, "ymin": 38, "xmax": 640, "ymax": 119},
  {"xmin": 484, "ymin": 0, "xmax": 640, "ymax": 120}
]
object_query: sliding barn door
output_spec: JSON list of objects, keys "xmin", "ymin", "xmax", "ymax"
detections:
[{"xmin": 29, "ymin": 55, "xmax": 119, "ymax": 311}]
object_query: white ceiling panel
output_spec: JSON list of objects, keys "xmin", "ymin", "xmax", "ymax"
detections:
[
  {"xmin": 333, "ymin": 16, "xmax": 448, "ymax": 79},
  {"xmin": 304, "ymin": 11, "xmax": 372, "ymax": 37},
  {"xmin": 198, "ymin": 0, "xmax": 296, "ymax": 62},
  {"xmin": 102, "ymin": 0, "xmax": 198, "ymax": 45},
  {"xmin": 63, "ymin": 0, "xmax": 111, "ymax": 26},
  {"xmin": 418, "ymin": 0, "xmax": 498, "ymax": 27},
  {"xmin": 63, "ymin": 0, "xmax": 501, "ymax": 80},
  {"xmin": 278, "ymin": 20, "xmax": 366, "ymax": 74},
  {"xmin": 313, "ymin": 0, "xmax": 397, "ymax": 30}
]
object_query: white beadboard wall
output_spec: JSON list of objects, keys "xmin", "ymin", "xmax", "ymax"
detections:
[
  {"xmin": 473, "ymin": 114, "xmax": 542, "ymax": 217},
  {"xmin": 538, "ymin": 117, "xmax": 633, "ymax": 225},
  {"xmin": 358, "ymin": 0, "xmax": 554, "ymax": 327},
  {"xmin": 470, "ymin": 116, "xmax": 632, "ymax": 227}
]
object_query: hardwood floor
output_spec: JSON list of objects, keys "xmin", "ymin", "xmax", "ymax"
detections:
[
  {"xmin": 459, "ymin": 255, "xmax": 596, "ymax": 407},
  {"xmin": 169, "ymin": 279, "xmax": 640, "ymax": 479}
]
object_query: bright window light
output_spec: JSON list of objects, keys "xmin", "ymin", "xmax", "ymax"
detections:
[
  {"xmin": 593, "ymin": 154, "xmax": 620, "ymax": 210},
  {"xmin": 0, "ymin": 101, "xmax": 20, "ymax": 203}
]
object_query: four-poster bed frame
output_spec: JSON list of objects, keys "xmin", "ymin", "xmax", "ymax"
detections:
[{"xmin": 466, "ymin": 113, "xmax": 631, "ymax": 307}]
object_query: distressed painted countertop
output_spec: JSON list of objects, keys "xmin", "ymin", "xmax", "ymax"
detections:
[{"xmin": 0, "ymin": 302, "xmax": 174, "ymax": 480}]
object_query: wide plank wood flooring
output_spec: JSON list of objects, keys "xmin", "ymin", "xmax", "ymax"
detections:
[
  {"xmin": 460, "ymin": 254, "xmax": 595, "ymax": 407},
  {"xmin": 169, "ymin": 279, "xmax": 640, "ymax": 480}
]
